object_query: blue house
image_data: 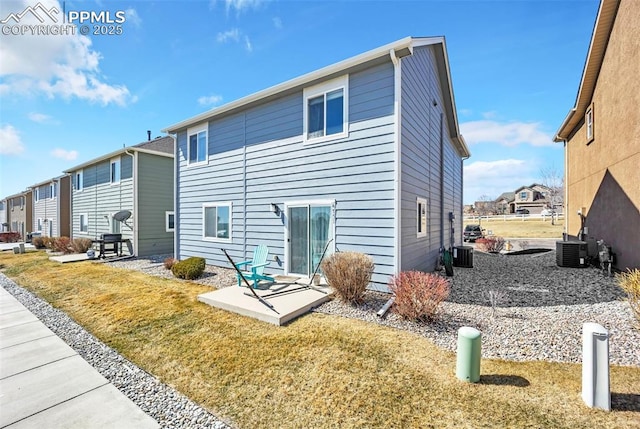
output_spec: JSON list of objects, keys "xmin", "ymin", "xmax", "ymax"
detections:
[{"xmin": 163, "ymin": 37, "xmax": 470, "ymax": 290}]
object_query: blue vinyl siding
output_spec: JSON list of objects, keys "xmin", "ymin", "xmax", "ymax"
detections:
[
  {"xmin": 400, "ymin": 45, "xmax": 464, "ymax": 271},
  {"xmin": 176, "ymin": 61, "xmax": 396, "ymax": 288}
]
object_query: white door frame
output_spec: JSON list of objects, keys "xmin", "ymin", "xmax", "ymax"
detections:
[{"xmin": 283, "ymin": 199, "xmax": 336, "ymax": 276}]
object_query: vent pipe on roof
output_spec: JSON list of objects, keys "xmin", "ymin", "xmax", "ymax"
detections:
[{"xmin": 147, "ymin": 130, "xmax": 151, "ymax": 141}]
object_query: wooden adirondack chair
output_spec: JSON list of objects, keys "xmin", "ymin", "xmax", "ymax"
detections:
[{"xmin": 236, "ymin": 245, "xmax": 275, "ymax": 289}]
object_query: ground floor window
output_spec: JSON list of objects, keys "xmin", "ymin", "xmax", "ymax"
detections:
[
  {"xmin": 417, "ymin": 197, "xmax": 427, "ymax": 237},
  {"xmin": 79, "ymin": 213, "xmax": 88, "ymax": 233},
  {"xmin": 166, "ymin": 211, "xmax": 175, "ymax": 232},
  {"xmin": 203, "ymin": 203, "xmax": 231, "ymax": 241}
]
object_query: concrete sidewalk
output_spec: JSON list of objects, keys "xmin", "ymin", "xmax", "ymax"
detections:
[{"xmin": 0, "ymin": 288, "xmax": 159, "ymax": 428}]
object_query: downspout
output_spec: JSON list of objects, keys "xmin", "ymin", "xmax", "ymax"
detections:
[
  {"xmin": 124, "ymin": 149, "xmax": 136, "ymax": 255},
  {"xmin": 171, "ymin": 135, "xmax": 178, "ymax": 259},
  {"xmin": 439, "ymin": 112, "xmax": 444, "ymax": 251},
  {"xmin": 563, "ymin": 139, "xmax": 568, "ymax": 240},
  {"xmin": 390, "ymin": 48, "xmax": 402, "ymax": 274}
]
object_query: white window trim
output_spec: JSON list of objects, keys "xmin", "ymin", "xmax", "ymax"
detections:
[
  {"xmin": 110, "ymin": 157, "xmax": 121, "ymax": 185},
  {"xmin": 187, "ymin": 124, "xmax": 209, "ymax": 166},
  {"xmin": 37, "ymin": 218, "xmax": 43, "ymax": 232},
  {"xmin": 202, "ymin": 202, "xmax": 232, "ymax": 242},
  {"xmin": 76, "ymin": 170, "xmax": 83, "ymax": 192},
  {"xmin": 585, "ymin": 103, "xmax": 594, "ymax": 143},
  {"xmin": 79, "ymin": 213, "xmax": 89, "ymax": 234},
  {"xmin": 50, "ymin": 183, "xmax": 55, "ymax": 199},
  {"xmin": 166, "ymin": 211, "xmax": 175, "ymax": 232},
  {"xmin": 34, "ymin": 188, "xmax": 40, "ymax": 202},
  {"xmin": 417, "ymin": 197, "xmax": 427, "ymax": 238},
  {"xmin": 303, "ymin": 75, "xmax": 349, "ymax": 145}
]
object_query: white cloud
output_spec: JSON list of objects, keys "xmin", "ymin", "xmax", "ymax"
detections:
[
  {"xmin": 125, "ymin": 8, "xmax": 141, "ymax": 28},
  {"xmin": 460, "ymin": 120, "xmax": 553, "ymax": 147},
  {"xmin": 198, "ymin": 94, "xmax": 223, "ymax": 107},
  {"xmin": 273, "ymin": 17, "xmax": 282, "ymax": 29},
  {"xmin": 464, "ymin": 159, "xmax": 537, "ymax": 202},
  {"xmin": 216, "ymin": 28, "xmax": 240, "ymax": 43},
  {"xmin": 210, "ymin": 0, "xmax": 265, "ymax": 14},
  {"xmin": 0, "ymin": 124, "xmax": 25, "ymax": 155},
  {"xmin": 50, "ymin": 148, "xmax": 78, "ymax": 160},
  {"xmin": 0, "ymin": 0, "xmax": 133, "ymax": 106},
  {"xmin": 28, "ymin": 112, "xmax": 55, "ymax": 124},
  {"xmin": 216, "ymin": 28, "xmax": 253, "ymax": 52}
]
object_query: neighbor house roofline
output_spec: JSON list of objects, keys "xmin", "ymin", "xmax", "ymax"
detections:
[
  {"xmin": 162, "ymin": 36, "xmax": 470, "ymax": 158},
  {"xmin": 554, "ymin": 0, "xmax": 620, "ymax": 142},
  {"xmin": 28, "ymin": 175, "xmax": 68, "ymax": 189},
  {"xmin": 5, "ymin": 189, "xmax": 32, "ymax": 200},
  {"xmin": 63, "ymin": 147, "xmax": 173, "ymax": 173}
]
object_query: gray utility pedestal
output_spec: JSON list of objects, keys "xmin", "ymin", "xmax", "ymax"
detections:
[{"xmin": 582, "ymin": 322, "xmax": 610, "ymax": 411}]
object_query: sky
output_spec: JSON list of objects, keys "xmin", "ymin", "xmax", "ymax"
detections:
[{"xmin": 0, "ymin": 0, "xmax": 599, "ymax": 204}]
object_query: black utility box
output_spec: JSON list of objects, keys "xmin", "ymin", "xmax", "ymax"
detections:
[{"xmin": 453, "ymin": 246, "xmax": 474, "ymax": 268}]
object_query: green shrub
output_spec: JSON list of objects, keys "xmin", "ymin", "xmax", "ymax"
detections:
[
  {"xmin": 32, "ymin": 236, "xmax": 46, "ymax": 249},
  {"xmin": 171, "ymin": 257, "xmax": 206, "ymax": 280},
  {"xmin": 476, "ymin": 236, "xmax": 505, "ymax": 253},
  {"xmin": 71, "ymin": 238, "xmax": 93, "ymax": 253},
  {"xmin": 321, "ymin": 251, "xmax": 374, "ymax": 304},
  {"xmin": 52, "ymin": 237, "xmax": 73, "ymax": 254},
  {"xmin": 389, "ymin": 271, "xmax": 450, "ymax": 322},
  {"xmin": 164, "ymin": 257, "xmax": 177, "ymax": 270},
  {"xmin": 618, "ymin": 269, "xmax": 640, "ymax": 327}
]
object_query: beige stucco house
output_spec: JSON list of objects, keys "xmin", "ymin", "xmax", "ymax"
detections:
[{"xmin": 554, "ymin": 0, "xmax": 639, "ymax": 271}]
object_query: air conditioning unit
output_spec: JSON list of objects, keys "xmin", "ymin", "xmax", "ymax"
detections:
[{"xmin": 556, "ymin": 241, "xmax": 588, "ymax": 268}]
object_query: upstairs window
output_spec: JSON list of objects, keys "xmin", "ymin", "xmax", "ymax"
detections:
[
  {"xmin": 75, "ymin": 170, "xmax": 83, "ymax": 191},
  {"xmin": 519, "ymin": 191, "xmax": 527, "ymax": 200},
  {"xmin": 34, "ymin": 188, "xmax": 40, "ymax": 202},
  {"xmin": 586, "ymin": 103, "xmax": 594, "ymax": 143},
  {"xmin": 304, "ymin": 75, "xmax": 348, "ymax": 143},
  {"xmin": 50, "ymin": 183, "xmax": 56, "ymax": 198},
  {"xmin": 188, "ymin": 125, "xmax": 208, "ymax": 165},
  {"xmin": 111, "ymin": 157, "xmax": 121, "ymax": 184}
]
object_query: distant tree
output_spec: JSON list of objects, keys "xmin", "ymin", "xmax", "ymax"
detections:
[
  {"xmin": 540, "ymin": 166, "xmax": 564, "ymax": 225},
  {"xmin": 475, "ymin": 194, "xmax": 496, "ymax": 226}
]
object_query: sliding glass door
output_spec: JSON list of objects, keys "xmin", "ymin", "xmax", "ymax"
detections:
[{"xmin": 287, "ymin": 203, "xmax": 332, "ymax": 277}]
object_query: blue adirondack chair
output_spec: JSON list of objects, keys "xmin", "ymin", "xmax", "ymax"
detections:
[{"xmin": 236, "ymin": 245, "xmax": 275, "ymax": 289}]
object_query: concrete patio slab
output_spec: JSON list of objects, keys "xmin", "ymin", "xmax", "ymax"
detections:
[
  {"xmin": 198, "ymin": 278, "xmax": 332, "ymax": 326},
  {"xmin": 0, "ymin": 242, "xmax": 35, "ymax": 252},
  {"xmin": 1, "ymin": 335, "xmax": 77, "ymax": 378},
  {"xmin": 49, "ymin": 253, "xmax": 91, "ymax": 263}
]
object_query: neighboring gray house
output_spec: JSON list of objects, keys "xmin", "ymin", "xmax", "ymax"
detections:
[
  {"xmin": 29, "ymin": 175, "xmax": 71, "ymax": 238},
  {"xmin": 64, "ymin": 136, "xmax": 175, "ymax": 257},
  {"xmin": 163, "ymin": 37, "xmax": 470, "ymax": 290},
  {"xmin": 512, "ymin": 184, "xmax": 551, "ymax": 214}
]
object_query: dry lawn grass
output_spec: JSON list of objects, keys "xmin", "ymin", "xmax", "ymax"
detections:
[
  {"xmin": 465, "ymin": 219, "xmax": 564, "ymax": 238},
  {"xmin": 2, "ymin": 251, "xmax": 639, "ymax": 429}
]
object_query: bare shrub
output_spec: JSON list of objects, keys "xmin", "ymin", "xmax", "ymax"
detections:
[
  {"xmin": 52, "ymin": 237, "xmax": 72, "ymax": 254},
  {"xmin": 164, "ymin": 257, "xmax": 177, "ymax": 270},
  {"xmin": 476, "ymin": 236, "xmax": 505, "ymax": 253},
  {"xmin": 389, "ymin": 271, "xmax": 450, "ymax": 322},
  {"xmin": 518, "ymin": 240, "xmax": 530, "ymax": 251},
  {"xmin": 618, "ymin": 269, "xmax": 640, "ymax": 327},
  {"xmin": 32, "ymin": 236, "xmax": 46, "ymax": 249},
  {"xmin": 71, "ymin": 238, "xmax": 93, "ymax": 253},
  {"xmin": 484, "ymin": 289, "xmax": 507, "ymax": 318},
  {"xmin": 321, "ymin": 252, "xmax": 374, "ymax": 304}
]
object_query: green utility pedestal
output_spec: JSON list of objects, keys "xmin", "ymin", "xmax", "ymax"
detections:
[{"xmin": 456, "ymin": 327, "xmax": 481, "ymax": 382}]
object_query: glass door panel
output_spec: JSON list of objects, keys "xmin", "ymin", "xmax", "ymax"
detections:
[
  {"xmin": 288, "ymin": 206, "xmax": 309, "ymax": 275},
  {"xmin": 310, "ymin": 206, "xmax": 331, "ymax": 274}
]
